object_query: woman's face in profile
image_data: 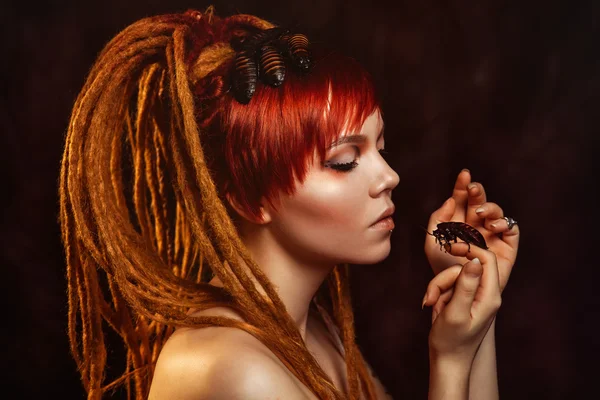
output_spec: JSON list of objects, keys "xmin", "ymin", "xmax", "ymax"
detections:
[{"xmin": 266, "ymin": 110, "xmax": 400, "ymax": 266}]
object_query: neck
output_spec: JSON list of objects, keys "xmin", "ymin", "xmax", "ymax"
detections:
[{"xmin": 209, "ymin": 225, "xmax": 335, "ymax": 341}]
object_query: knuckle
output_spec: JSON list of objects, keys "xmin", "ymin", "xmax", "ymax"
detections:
[
  {"xmin": 466, "ymin": 287, "xmax": 478, "ymax": 298},
  {"xmin": 487, "ymin": 295, "xmax": 502, "ymax": 311},
  {"xmin": 426, "ymin": 279, "xmax": 436, "ymax": 290},
  {"xmin": 459, "ymin": 283, "xmax": 477, "ymax": 296},
  {"xmin": 445, "ymin": 312, "xmax": 467, "ymax": 327},
  {"xmin": 494, "ymin": 295, "xmax": 503, "ymax": 310}
]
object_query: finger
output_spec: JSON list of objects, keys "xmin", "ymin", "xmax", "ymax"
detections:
[
  {"xmin": 422, "ymin": 265, "xmax": 462, "ymax": 308},
  {"xmin": 425, "ymin": 169, "xmax": 471, "ymax": 239},
  {"xmin": 500, "ymin": 222, "xmax": 520, "ymax": 251},
  {"xmin": 433, "ymin": 288, "xmax": 455, "ymax": 313},
  {"xmin": 426, "ymin": 196, "xmax": 456, "ymax": 233},
  {"xmin": 451, "ymin": 169, "xmax": 472, "ymax": 221},
  {"xmin": 489, "ymin": 219, "xmax": 521, "ymax": 258},
  {"xmin": 466, "ymin": 181, "xmax": 488, "ymax": 226},
  {"xmin": 444, "ymin": 258, "xmax": 483, "ymax": 321},
  {"xmin": 444, "ymin": 242, "xmax": 501, "ymax": 302},
  {"xmin": 473, "ymin": 202, "xmax": 504, "ymax": 222},
  {"xmin": 432, "ymin": 288, "xmax": 454, "ymax": 324},
  {"xmin": 444, "ymin": 241, "xmax": 495, "ymax": 265}
]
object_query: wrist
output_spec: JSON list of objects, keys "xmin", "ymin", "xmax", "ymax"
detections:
[
  {"xmin": 428, "ymin": 352, "xmax": 473, "ymax": 400},
  {"xmin": 468, "ymin": 318, "xmax": 499, "ymax": 400},
  {"xmin": 429, "ymin": 350, "xmax": 474, "ymax": 377},
  {"xmin": 428, "ymin": 355, "xmax": 471, "ymax": 400}
]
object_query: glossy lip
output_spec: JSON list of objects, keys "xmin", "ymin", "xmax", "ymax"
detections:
[{"xmin": 371, "ymin": 205, "xmax": 395, "ymax": 226}]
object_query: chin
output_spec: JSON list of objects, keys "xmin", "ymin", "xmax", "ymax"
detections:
[{"xmin": 345, "ymin": 240, "xmax": 392, "ymax": 265}]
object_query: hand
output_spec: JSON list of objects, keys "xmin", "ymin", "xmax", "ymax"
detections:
[
  {"xmin": 423, "ymin": 244, "xmax": 501, "ymax": 365},
  {"xmin": 424, "ymin": 169, "xmax": 520, "ymax": 292}
]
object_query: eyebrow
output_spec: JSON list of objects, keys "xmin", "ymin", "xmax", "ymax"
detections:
[{"xmin": 327, "ymin": 124, "xmax": 385, "ymax": 150}]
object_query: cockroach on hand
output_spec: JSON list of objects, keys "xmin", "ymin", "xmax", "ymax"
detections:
[{"xmin": 425, "ymin": 222, "xmax": 488, "ymax": 253}]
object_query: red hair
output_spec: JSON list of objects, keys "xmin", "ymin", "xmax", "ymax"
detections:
[
  {"xmin": 60, "ymin": 8, "xmax": 382, "ymax": 398},
  {"xmin": 204, "ymin": 47, "xmax": 381, "ymax": 222}
]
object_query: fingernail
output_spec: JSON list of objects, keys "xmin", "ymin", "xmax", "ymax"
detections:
[
  {"xmin": 468, "ymin": 183, "xmax": 477, "ymax": 190},
  {"xmin": 466, "ymin": 258, "xmax": 482, "ymax": 277},
  {"xmin": 461, "ymin": 168, "xmax": 470, "ymax": 173},
  {"xmin": 421, "ymin": 293, "xmax": 428, "ymax": 309},
  {"xmin": 490, "ymin": 223, "xmax": 497, "ymax": 228},
  {"xmin": 475, "ymin": 207, "xmax": 485, "ymax": 214}
]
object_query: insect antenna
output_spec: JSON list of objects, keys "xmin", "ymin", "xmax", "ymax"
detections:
[{"xmin": 420, "ymin": 225, "xmax": 434, "ymax": 236}]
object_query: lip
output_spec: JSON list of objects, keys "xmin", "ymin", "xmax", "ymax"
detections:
[{"xmin": 371, "ymin": 205, "xmax": 395, "ymax": 226}]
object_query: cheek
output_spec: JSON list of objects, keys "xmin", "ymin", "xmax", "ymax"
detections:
[
  {"xmin": 272, "ymin": 177, "xmax": 388, "ymax": 264},
  {"xmin": 285, "ymin": 179, "xmax": 366, "ymax": 232}
]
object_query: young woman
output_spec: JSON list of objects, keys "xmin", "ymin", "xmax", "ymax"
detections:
[{"xmin": 59, "ymin": 6, "xmax": 520, "ymax": 399}]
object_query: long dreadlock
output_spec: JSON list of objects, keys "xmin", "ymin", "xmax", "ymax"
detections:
[{"xmin": 59, "ymin": 6, "xmax": 378, "ymax": 399}]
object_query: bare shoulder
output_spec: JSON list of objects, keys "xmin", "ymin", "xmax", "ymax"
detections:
[{"xmin": 148, "ymin": 307, "xmax": 311, "ymax": 400}]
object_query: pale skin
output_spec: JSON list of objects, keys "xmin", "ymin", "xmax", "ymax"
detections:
[
  {"xmin": 149, "ymin": 112, "xmax": 520, "ymax": 399},
  {"xmin": 423, "ymin": 169, "xmax": 520, "ymax": 399}
]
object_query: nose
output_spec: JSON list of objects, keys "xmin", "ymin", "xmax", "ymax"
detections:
[{"xmin": 370, "ymin": 157, "xmax": 400, "ymax": 197}]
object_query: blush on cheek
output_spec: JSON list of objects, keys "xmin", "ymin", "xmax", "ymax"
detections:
[
  {"xmin": 272, "ymin": 161, "xmax": 383, "ymax": 264},
  {"xmin": 288, "ymin": 182, "xmax": 362, "ymax": 226}
]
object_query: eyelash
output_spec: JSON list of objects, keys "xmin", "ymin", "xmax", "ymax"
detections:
[{"xmin": 327, "ymin": 149, "xmax": 388, "ymax": 172}]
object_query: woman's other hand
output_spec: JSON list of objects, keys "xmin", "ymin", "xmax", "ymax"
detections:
[{"xmin": 423, "ymin": 244, "xmax": 501, "ymax": 368}]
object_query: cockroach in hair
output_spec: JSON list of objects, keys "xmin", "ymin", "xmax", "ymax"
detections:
[
  {"xmin": 259, "ymin": 44, "xmax": 285, "ymax": 87},
  {"xmin": 248, "ymin": 27, "xmax": 288, "ymax": 49},
  {"xmin": 231, "ymin": 27, "xmax": 290, "ymax": 102},
  {"xmin": 286, "ymin": 33, "xmax": 312, "ymax": 72},
  {"xmin": 425, "ymin": 222, "xmax": 488, "ymax": 253},
  {"xmin": 232, "ymin": 49, "xmax": 258, "ymax": 104}
]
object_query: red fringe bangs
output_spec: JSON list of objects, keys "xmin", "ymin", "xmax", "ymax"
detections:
[{"xmin": 209, "ymin": 48, "xmax": 380, "ymax": 222}]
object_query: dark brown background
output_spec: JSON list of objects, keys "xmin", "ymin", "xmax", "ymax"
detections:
[{"xmin": 3, "ymin": 0, "xmax": 598, "ymax": 398}]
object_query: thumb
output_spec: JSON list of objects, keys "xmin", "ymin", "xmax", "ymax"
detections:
[
  {"xmin": 427, "ymin": 197, "xmax": 456, "ymax": 232},
  {"xmin": 445, "ymin": 258, "xmax": 483, "ymax": 317},
  {"xmin": 436, "ymin": 197, "xmax": 455, "ymax": 222}
]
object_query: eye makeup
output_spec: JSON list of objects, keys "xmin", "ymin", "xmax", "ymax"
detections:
[
  {"xmin": 324, "ymin": 148, "xmax": 388, "ymax": 173},
  {"xmin": 326, "ymin": 160, "xmax": 359, "ymax": 172}
]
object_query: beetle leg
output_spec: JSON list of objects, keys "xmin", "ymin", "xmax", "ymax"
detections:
[{"xmin": 443, "ymin": 242, "xmax": 451, "ymax": 253}]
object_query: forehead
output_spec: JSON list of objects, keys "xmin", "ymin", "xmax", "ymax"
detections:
[
  {"xmin": 343, "ymin": 109, "xmax": 383, "ymax": 135},
  {"xmin": 332, "ymin": 109, "xmax": 384, "ymax": 146},
  {"xmin": 324, "ymin": 83, "xmax": 383, "ymax": 138}
]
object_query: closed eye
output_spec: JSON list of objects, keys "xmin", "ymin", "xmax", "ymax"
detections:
[{"xmin": 326, "ymin": 148, "xmax": 388, "ymax": 173}]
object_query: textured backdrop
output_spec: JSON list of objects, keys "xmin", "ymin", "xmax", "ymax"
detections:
[{"xmin": 2, "ymin": 0, "xmax": 598, "ymax": 398}]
